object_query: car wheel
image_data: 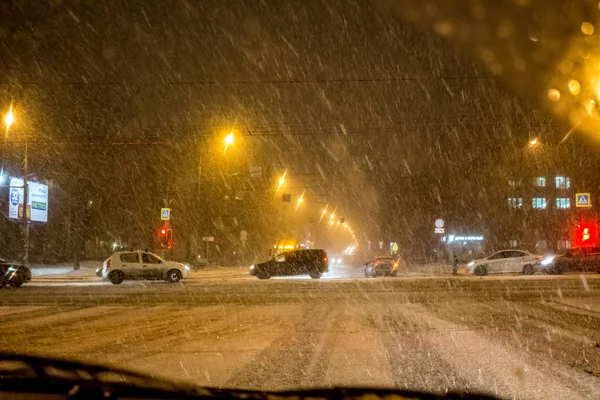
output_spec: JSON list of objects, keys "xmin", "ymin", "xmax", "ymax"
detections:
[
  {"xmin": 108, "ymin": 270, "xmax": 125, "ymax": 285},
  {"xmin": 309, "ymin": 271, "xmax": 322, "ymax": 279},
  {"xmin": 474, "ymin": 265, "xmax": 488, "ymax": 276},
  {"xmin": 167, "ymin": 269, "xmax": 182, "ymax": 283},
  {"xmin": 8, "ymin": 274, "xmax": 24, "ymax": 288},
  {"xmin": 553, "ymin": 262, "xmax": 569, "ymax": 275},
  {"xmin": 522, "ymin": 264, "xmax": 535, "ymax": 275}
]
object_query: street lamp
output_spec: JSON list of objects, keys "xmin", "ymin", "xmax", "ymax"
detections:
[
  {"xmin": 295, "ymin": 190, "xmax": 305, "ymax": 211},
  {"xmin": 4, "ymin": 105, "xmax": 29, "ymax": 266},
  {"xmin": 529, "ymin": 138, "xmax": 539, "ymax": 146},
  {"xmin": 276, "ymin": 170, "xmax": 287, "ymax": 192},
  {"xmin": 4, "ymin": 105, "xmax": 14, "ymax": 135},
  {"xmin": 224, "ymin": 132, "xmax": 234, "ymax": 153},
  {"xmin": 319, "ymin": 206, "xmax": 328, "ymax": 223}
]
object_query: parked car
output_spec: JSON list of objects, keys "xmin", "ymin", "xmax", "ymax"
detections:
[
  {"xmin": 364, "ymin": 256, "xmax": 400, "ymax": 277},
  {"xmin": 250, "ymin": 249, "xmax": 328, "ymax": 279},
  {"xmin": 0, "ymin": 258, "xmax": 31, "ymax": 288},
  {"xmin": 101, "ymin": 251, "xmax": 190, "ymax": 285},
  {"xmin": 541, "ymin": 247, "xmax": 600, "ymax": 274},
  {"xmin": 467, "ymin": 250, "xmax": 541, "ymax": 276}
]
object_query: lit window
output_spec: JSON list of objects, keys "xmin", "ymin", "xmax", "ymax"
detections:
[
  {"xmin": 556, "ymin": 197, "xmax": 570, "ymax": 209},
  {"xmin": 508, "ymin": 197, "xmax": 523, "ymax": 208},
  {"xmin": 557, "ymin": 240, "xmax": 571, "ymax": 250},
  {"xmin": 532, "ymin": 197, "xmax": 547, "ymax": 209},
  {"xmin": 555, "ymin": 176, "xmax": 571, "ymax": 189},
  {"xmin": 534, "ymin": 177, "xmax": 546, "ymax": 187}
]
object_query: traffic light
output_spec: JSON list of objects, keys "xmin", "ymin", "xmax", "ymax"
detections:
[
  {"xmin": 573, "ymin": 222, "xmax": 597, "ymax": 247},
  {"xmin": 158, "ymin": 227, "xmax": 169, "ymax": 248}
]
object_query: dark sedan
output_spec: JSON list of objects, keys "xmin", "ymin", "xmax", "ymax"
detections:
[
  {"xmin": 0, "ymin": 258, "xmax": 31, "ymax": 288},
  {"xmin": 541, "ymin": 247, "xmax": 600, "ymax": 274}
]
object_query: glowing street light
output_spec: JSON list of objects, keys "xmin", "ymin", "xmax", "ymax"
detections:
[
  {"xmin": 4, "ymin": 105, "xmax": 14, "ymax": 133},
  {"xmin": 276, "ymin": 170, "xmax": 287, "ymax": 192},
  {"xmin": 224, "ymin": 132, "xmax": 234, "ymax": 153},
  {"xmin": 319, "ymin": 205, "xmax": 328, "ymax": 223},
  {"xmin": 295, "ymin": 190, "xmax": 305, "ymax": 211},
  {"xmin": 529, "ymin": 138, "xmax": 539, "ymax": 146}
]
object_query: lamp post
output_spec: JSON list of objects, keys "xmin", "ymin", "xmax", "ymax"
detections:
[
  {"xmin": 4, "ymin": 106, "xmax": 29, "ymax": 266},
  {"xmin": 195, "ymin": 132, "xmax": 234, "ymax": 261}
]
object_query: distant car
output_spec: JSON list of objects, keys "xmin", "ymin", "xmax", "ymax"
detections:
[
  {"xmin": 364, "ymin": 256, "xmax": 400, "ymax": 277},
  {"xmin": 541, "ymin": 247, "xmax": 600, "ymax": 274},
  {"xmin": 101, "ymin": 251, "xmax": 190, "ymax": 285},
  {"xmin": 250, "ymin": 249, "xmax": 328, "ymax": 279},
  {"xmin": 0, "ymin": 258, "xmax": 31, "ymax": 288},
  {"xmin": 467, "ymin": 250, "xmax": 541, "ymax": 276}
]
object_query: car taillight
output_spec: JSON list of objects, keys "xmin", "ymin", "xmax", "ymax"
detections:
[
  {"xmin": 105, "ymin": 259, "xmax": 111, "ymax": 269},
  {"xmin": 324, "ymin": 257, "xmax": 328, "ymax": 263}
]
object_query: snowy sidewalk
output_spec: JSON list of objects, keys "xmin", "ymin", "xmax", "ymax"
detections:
[{"xmin": 30, "ymin": 261, "xmax": 102, "ymax": 280}]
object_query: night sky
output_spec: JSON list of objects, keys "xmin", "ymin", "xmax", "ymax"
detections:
[{"xmin": 1, "ymin": 0, "xmax": 595, "ymax": 260}]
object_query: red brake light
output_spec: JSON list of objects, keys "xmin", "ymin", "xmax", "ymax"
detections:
[
  {"xmin": 324, "ymin": 257, "xmax": 328, "ymax": 263},
  {"xmin": 105, "ymin": 259, "xmax": 111, "ymax": 269}
]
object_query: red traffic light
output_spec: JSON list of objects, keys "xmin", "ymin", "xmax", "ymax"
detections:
[
  {"xmin": 573, "ymin": 222, "xmax": 597, "ymax": 247},
  {"xmin": 159, "ymin": 228, "xmax": 168, "ymax": 236}
]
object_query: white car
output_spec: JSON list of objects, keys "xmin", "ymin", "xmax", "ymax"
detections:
[
  {"xmin": 467, "ymin": 250, "xmax": 541, "ymax": 276},
  {"xmin": 102, "ymin": 251, "xmax": 189, "ymax": 285}
]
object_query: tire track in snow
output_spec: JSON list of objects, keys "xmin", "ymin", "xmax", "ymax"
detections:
[{"xmin": 226, "ymin": 303, "xmax": 341, "ymax": 390}]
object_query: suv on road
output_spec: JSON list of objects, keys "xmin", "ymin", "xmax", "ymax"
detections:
[
  {"xmin": 542, "ymin": 247, "xmax": 600, "ymax": 274},
  {"xmin": 102, "ymin": 251, "xmax": 190, "ymax": 285},
  {"xmin": 250, "ymin": 249, "xmax": 328, "ymax": 279}
]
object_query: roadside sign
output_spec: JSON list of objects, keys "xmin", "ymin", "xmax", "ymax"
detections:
[
  {"xmin": 435, "ymin": 218, "xmax": 444, "ymax": 228},
  {"xmin": 160, "ymin": 208, "xmax": 171, "ymax": 220},
  {"xmin": 576, "ymin": 193, "xmax": 591, "ymax": 208},
  {"xmin": 435, "ymin": 228, "xmax": 445, "ymax": 234},
  {"xmin": 9, "ymin": 178, "xmax": 48, "ymax": 222},
  {"xmin": 202, "ymin": 236, "xmax": 215, "ymax": 242}
]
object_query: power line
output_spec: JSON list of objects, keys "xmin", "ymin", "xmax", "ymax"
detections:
[{"xmin": 0, "ymin": 75, "xmax": 495, "ymax": 87}]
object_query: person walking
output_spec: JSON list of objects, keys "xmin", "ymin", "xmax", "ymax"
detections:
[{"xmin": 452, "ymin": 254, "xmax": 459, "ymax": 276}]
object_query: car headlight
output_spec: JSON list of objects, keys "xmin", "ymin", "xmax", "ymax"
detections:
[
  {"xmin": 184, "ymin": 265, "xmax": 190, "ymax": 271},
  {"xmin": 250, "ymin": 265, "xmax": 255, "ymax": 270},
  {"xmin": 467, "ymin": 261, "xmax": 475, "ymax": 267},
  {"xmin": 540, "ymin": 256, "xmax": 554, "ymax": 266}
]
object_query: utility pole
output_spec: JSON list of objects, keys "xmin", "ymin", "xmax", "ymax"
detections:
[
  {"xmin": 197, "ymin": 156, "xmax": 202, "ymax": 258},
  {"xmin": 22, "ymin": 136, "xmax": 29, "ymax": 266}
]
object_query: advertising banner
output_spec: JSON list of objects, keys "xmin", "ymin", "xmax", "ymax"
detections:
[{"xmin": 8, "ymin": 177, "xmax": 48, "ymax": 223}]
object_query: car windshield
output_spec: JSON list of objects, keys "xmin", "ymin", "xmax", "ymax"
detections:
[{"xmin": 1, "ymin": 2, "xmax": 599, "ymax": 399}]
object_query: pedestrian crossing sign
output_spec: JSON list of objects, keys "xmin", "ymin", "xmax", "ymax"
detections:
[
  {"xmin": 161, "ymin": 208, "xmax": 171, "ymax": 220},
  {"xmin": 576, "ymin": 193, "xmax": 590, "ymax": 208}
]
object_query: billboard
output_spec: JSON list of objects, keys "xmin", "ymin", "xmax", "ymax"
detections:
[{"xmin": 8, "ymin": 177, "xmax": 48, "ymax": 223}]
